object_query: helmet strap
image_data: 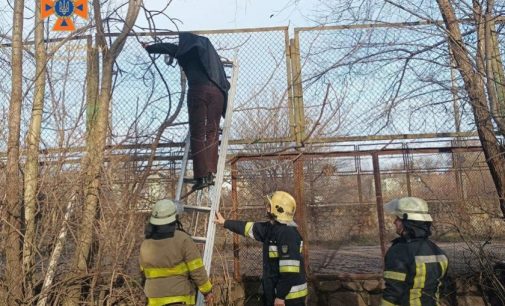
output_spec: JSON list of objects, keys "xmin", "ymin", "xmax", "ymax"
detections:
[{"xmin": 266, "ymin": 212, "xmax": 277, "ymax": 221}]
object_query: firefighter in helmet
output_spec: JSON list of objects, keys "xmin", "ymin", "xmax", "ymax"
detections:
[
  {"xmin": 215, "ymin": 191, "xmax": 308, "ymax": 306},
  {"xmin": 381, "ymin": 197, "xmax": 448, "ymax": 306},
  {"xmin": 140, "ymin": 199, "xmax": 214, "ymax": 305}
]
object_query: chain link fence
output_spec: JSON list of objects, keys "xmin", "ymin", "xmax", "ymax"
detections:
[
  {"xmin": 98, "ymin": 28, "xmax": 292, "ymax": 148},
  {"xmin": 0, "ymin": 36, "xmax": 90, "ymax": 152},
  {"xmin": 5, "ymin": 22, "xmax": 502, "ymax": 152},
  {"xmin": 296, "ymin": 23, "xmax": 481, "ymax": 139},
  {"xmin": 1, "ymin": 24, "xmax": 505, "ymax": 280},
  {"xmin": 227, "ymin": 140, "xmax": 505, "ymax": 277}
]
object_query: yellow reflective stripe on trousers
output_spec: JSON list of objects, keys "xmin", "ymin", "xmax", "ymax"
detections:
[
  {"xmin": 380, "ymin": 298, "xmax": 398, "ymax": 306},
  {"xmin": 410, "ymin": 263, "xmax": 426, "ymax": 306},
  {"xmin": 187, "ymin": 257, "xmax": 204, "ymax": 271},
  {"xmin": 245, "ymin": 222, "xmax": 255, "ymax": 239},
  {"xmin": 147, "ymin": 294, "xmax": 196, "ymax": 306},
  {"xmin": 285, "ymin": 283, "xmax": 308, "ymax": 299},
  {"xmin": 198, "ymin": 279, "xmax": 212, "ymax": 293},
  {"xmin": 143, "ymin": 262, "xmax": 188, "ymax": 278},
  {"xmin": 383, "ymin": 270, "xmax": 406, "ymax": 282}
]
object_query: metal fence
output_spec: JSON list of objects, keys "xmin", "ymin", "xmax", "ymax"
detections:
[
  {"xmin": 3, "ymin": 22, "xmax": 503, "ymax": 153},
  {"xmin": 1, "ymin": 23, "xmax": 505, "ymax": 279},
  {"xmin": 222, "ymin": 140, "xmax": 505, "ymax": 277}
]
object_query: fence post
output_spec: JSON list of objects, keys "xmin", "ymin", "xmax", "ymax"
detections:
[
  {"xmin": 355, "ymin": 145, "xmax": 364, "ymax": 205},
  {"xmin": 372, "ymin": 152, "xmax": 387, "ymax": 259},
  {"xmin": 290, "ymin": 31, "xmax": 306, "ymax": 147},
  {"xmin": 284, "ymin": 29, "xmax": 296, "ymax": 142},
  {"xmin": 293, "ymin": 155, "xmax": 310, "ymax": 275},
  {"xmin": 402, "ymin": 143, "xmax": 412, "ymax": 196},
  {"xmin": 231, "ymin": 158, "xmax": 241, "ymax": 281}
]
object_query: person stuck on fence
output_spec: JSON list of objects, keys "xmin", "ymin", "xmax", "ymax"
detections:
[
  {"xmin": 139, "ymin": 199, "xmax": 214, "ymax": 305},
  {"xmin": 214, "ymin": 191, "xmax": 308, "ymax": 306},
  {"xmin": 142, "ymin": 33, "xmax": 230, "ymax": 191},
  {"xmin": 381, "ymin": 197, "xmax": 449, "ymax": 306}
]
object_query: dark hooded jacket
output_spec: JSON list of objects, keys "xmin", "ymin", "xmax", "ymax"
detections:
[
  {"xmin": 176, "ymin": 33, "xmax": 230, "ymax": 97},
  {"xmin": 145, "ymin": 33, "xmax": 230, "ymax": 116},
  {"xmin": 381, "ymin": 221, "xmax": 448, "ymax": 306}
]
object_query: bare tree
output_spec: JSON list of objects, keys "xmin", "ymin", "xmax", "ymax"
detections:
[
  {"xmin": 64, "ymin": 0, "xmax": 142, "ymax": 304},
  {"xmin": 305, "ymin": 0, "xmax": 505, "ymax": 216},
  {"xmin": 3, "ymin": 0, "xmax": 25, "ymax": 302},
  {"xmin": 22, "ymin": 0, "xmax": 47, "ymax": 298},
  {"xmin": 435, "ymin": 0, "xmax": 505, "ymax": 216}
]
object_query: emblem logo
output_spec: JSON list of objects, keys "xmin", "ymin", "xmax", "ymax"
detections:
[
  {"xmin": 41, "ymin": 0, "xmax": 88, "ymax": 31},
  {"xmin": 281, "ymin": 245, "xmax": 288, "ymax": 254}
]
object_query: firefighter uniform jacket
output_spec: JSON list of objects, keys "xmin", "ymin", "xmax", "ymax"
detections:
[
  {"xmin": 381, "ymin": 237, "xmax": 448, "ymax": 306},
  {"xmin": 224, "ymin": 220, "xmax": 308, "ymax": 305},
  {"xmin": 140, "ymin": 229, "xmax": 212, "ymax": 306}
]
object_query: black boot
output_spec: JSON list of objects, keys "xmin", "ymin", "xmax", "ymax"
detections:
[
  {"xmin": 192, "ymin": 177, "xmax": 210, "ymax": 191},
  {"xmin": 207, "ymin": 172, "xmax": 215, "ymax": 186}
]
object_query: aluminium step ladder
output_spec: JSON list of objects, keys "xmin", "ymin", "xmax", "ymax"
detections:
[{"xmin": 174, "ymin": 59, "xmax": 238, "ymax": 305}]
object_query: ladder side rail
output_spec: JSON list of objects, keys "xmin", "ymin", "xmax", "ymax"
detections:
[
  {"xmin": 175, "ymin": 134, "xmax": 191, "ymax": 208},
  {"xmin": 196, "ymin": 60, "xmax": 239, "ymax": 306},
  {"xmin": 202, "ymin": 60, "xmax": 239, "ymax": 269}
]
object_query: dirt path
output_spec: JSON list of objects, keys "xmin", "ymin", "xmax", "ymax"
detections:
[{"xmin": 231, "ymin": 241, "xmax": 505, "ymax": 276}]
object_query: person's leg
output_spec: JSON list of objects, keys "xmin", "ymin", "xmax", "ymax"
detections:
[
  {"xmin": 285, "ymin": 298, "xmax": 306, "ymax": 306},
  {"xmin": 187, "ymin": 86, "xmax": 209, "ymax": 180},
  {"xmin": 261, "ymin": 278, "xmax": 275, "ymax": 306},
  {"xmin": 203, "ymin": 86, "xmax": 224, "ymax": 177}
]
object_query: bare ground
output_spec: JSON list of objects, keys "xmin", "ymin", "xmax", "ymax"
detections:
[{"xmin": 227, "ymin": 241, "xmax": 505, "ymax": 277}]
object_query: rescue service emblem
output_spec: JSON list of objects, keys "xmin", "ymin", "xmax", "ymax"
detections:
[
  {"xmin": 281, "ymin": 245, "xmax": 288, "ymax": 254},
  {"xmin": 41, "ymin": 0, "xmax": 88, "ymax": 31}
]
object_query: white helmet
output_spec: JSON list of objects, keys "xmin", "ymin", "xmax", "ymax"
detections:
[
  {"xmin": 150, "ymin": 199, "xmax": 177, "ymax": 225},
  {"xmin": 384, "ymin": 197, "xmax": 433, "ymax": 222}
]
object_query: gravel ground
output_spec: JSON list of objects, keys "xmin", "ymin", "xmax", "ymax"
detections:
[{"xmin": 229, "ymin": 241, "xmax": 505, "ymax": 276}]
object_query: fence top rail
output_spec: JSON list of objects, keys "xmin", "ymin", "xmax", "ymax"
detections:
[
  {"xmin": 294, "ymin": 16, "xmax": 505, "ymax": 33},
  {"xmin": 0, "ymin": 34, "xmax": 92, "ymax": 47},
  {"xmin": 104, "ymin": 26, "xmax": 289, "ymax": 38},
  {"xmin": 232, "ymin": 145, "xmax": 484, "ymax": 161}
]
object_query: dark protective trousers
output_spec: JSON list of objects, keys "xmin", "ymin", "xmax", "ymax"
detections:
[{"xmin": 187, "ymin": 84, "xmax": 224, "ymax": 179}]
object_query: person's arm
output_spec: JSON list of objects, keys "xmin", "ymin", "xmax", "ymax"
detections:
[
  {"xmin": 381, "ymin": 246, "xmax": 409, "ymax": 306},
  {"xmin": 142, "ymin": 42, "xmax": 178, "ymax": 57},
  {"xmin": 183, "ymin": 235, "xmax": 213, "ymax": 297},
  {"xmin": 215, "ymin": 212, "xmax": 268, "ymax": 242},
  {"xmin": 274, "ymin": 228, "xmax": 304, "ymax": 302}
]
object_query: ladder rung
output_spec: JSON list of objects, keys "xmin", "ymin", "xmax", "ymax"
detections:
[
  {"xmin": 183, "ymin": 205, "xmax": 211, "ymax": 212},
  {"xmin": 183, "ymin": 178, "xmax": 198, "ymax": 184},
  {"xmin": 170, "ymin": 121, "xmax": 189, "ymax": 126},
  {"xmin": 192, "ymin": 236, "xmax": 207, "ymax": 243}
]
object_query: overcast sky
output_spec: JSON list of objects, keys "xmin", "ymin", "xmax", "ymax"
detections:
[{"xmin": 142, "ymin": 0, "xmax": 318, "ymax": 31}]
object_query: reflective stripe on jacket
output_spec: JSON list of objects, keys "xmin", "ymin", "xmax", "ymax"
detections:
[
  {"xmin": 381, "ymin": 237, "xmax": 448, "ymax": 306},
  {"xmin": 140, "ymin": 230, "xmax": 212, "ymax": 305},
  {"xmin": 225, "ymin": 220, "xmax": 308, "ymax": 305}
]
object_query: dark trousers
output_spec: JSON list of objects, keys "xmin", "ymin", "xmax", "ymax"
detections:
[
  {"xmin": 187, "ymin": 84, "xmax": 224, "ymax": 179},
  {"xmin": 261, "ymin": 296, "xmax": 306, "ymax": 306}
]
